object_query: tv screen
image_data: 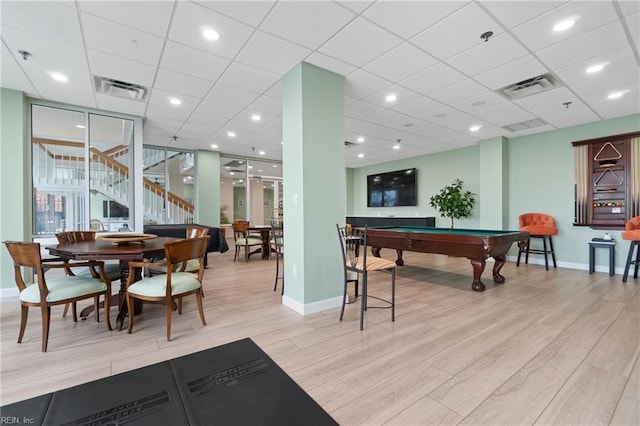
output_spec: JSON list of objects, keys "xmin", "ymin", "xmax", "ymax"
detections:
[
  {"xmin": 367, "ymin": 168, "xmax": 417, "ymax": 207},
  {"xmin": 103, "ymin": 200, "xmax": 129, "ymax": 218}
]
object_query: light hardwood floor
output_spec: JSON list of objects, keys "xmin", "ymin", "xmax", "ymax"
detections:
[{"xmin": 1, "ymin": 246, "xmax": 639, "ymax": 425}]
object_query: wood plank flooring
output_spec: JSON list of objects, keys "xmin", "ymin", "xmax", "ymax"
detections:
[{"xmin": 1, "ymin": 246, "xmax": 639, "ymax": 425}]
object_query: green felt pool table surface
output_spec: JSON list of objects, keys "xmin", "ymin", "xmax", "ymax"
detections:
[{"xmin": 363, "ymin": 226, "xmax": 530, "ymax": 292}]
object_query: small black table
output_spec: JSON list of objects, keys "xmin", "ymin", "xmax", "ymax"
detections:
[{"xmin": 588, "ymin": 239, "xmax": 615, "ymax": 276}]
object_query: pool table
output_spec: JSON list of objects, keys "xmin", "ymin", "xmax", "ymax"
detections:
[{"xmin": 364, "ymin": 226, "xmax": 529, "ymax": 292}]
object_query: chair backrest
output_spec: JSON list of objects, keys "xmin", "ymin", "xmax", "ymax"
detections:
[
  {"xmin": 56, "ymin": 231, "xmax": 97, "ymax": 244},
  {"xmin": 519, "ymin": 213, "xmax": 556, "ymax": 229},
  {"xmin": 271, "ymin": 221, "xmax": 284, "ymax": 253},
  {"xmin": 164, "ymin": 237, "xmax": 208, "ymax": 275},
  {"xmin": 626, "ymin": 216, "xmax": 640, "ymax": 231},
  {"xmin": 4, "ymin": 241, "xmax": 46, "ymax": 294},
  {"xmin": 186, "ymin": 227, "xmax": 209, "ymax": 239},
  {"xmin": 337, "ymin": 224, "xmax": 366, "ymax": 273},
  {"xmin": 89, "ymin": 219, "xmax": 105, "ymax": 231},
  {"xmin": 231, "ymin": 221, "xmax": 250, "ymax": 241}
]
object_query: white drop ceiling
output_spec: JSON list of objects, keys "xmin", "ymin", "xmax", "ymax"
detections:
[{"xmin": 1, "ymin": 0, "xmax": 639, "ymax": 169}]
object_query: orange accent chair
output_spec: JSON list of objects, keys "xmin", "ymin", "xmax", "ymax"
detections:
[
  {"xmin": 516, "ymin": 213, "xmax": 558, "ymax": 270},
  {"xmin": 622, "ymin": 215, "xmax": 640, "ymax": 282}
]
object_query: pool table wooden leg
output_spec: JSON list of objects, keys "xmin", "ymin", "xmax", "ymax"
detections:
[
  {"xmin": 492, "ymin": 255, "xmax": 507, "ymax": 284},
  {"xmin": 371, "ymin": 247, "xmax": 405, "ymax": 266},
  {"xmin": 470, "ymin": 258, "xmax": 486, "ymax": 292}
]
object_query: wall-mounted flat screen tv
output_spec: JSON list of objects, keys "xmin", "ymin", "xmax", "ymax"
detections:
[
  {"xmin": 367, "ymin": 168, "xmax": 417, "ymax": 207},
  {"xmin": 103, "ymin": 200, "xmax": 129, "ymax": 218}
]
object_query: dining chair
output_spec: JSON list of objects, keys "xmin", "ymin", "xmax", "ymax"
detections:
[
  {"xmin": 336, "ymin": 224, "xmax": 396, "ymax": 330},
  {"xmin": 270, "ymin": 219, "xmax": 284, "ymax": 294},
  {"xmin": 622, "ymin": 215, "xmax": 640, "ymax": 282},
  {"xmin": 3, "ymin": 241, "xmax": 112, "ymax": 352},
  {"xmin": 56, "ymin": 231, "xmax": 121, "ymax": 320},
  {"xmin": 149, "ymin": 227, "xmax": 210, "ymax": 275},
  {"xmin": 124, "ymin": 237, "xmax": 208, "ymax": 341},
  {"xmin": 232, "ymin": 221, "xmax": 263, "ymax": 262},
  {"xmin": 89, "ymin": 219, "xmax": 107, "ymax": 231}
]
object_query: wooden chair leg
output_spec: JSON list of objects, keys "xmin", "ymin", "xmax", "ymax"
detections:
[
  {"xmin": 103, "ymin": 293, "xmax": 112, "ymax": 331},
  {"xmin": 166, "ymin": 299, "xmax": 173, "ymax": 341},
  {"xmin": 177, "ymin": 297, "xmax": 183, "ymax": 315},
  {"xmin": 18, "ymin": 305, "xmax": 28, "ymax": 343},
  {"xmin": 62, "ymin": 303, "xmax": 69, "ymax": 318},
  {"xmin": 196, "ymin": 290, "xmax": 206, "ymax": 326},
  {"xmin": 72, "ymin": 302, "xmax": 78, "ymax": 322},
  {"xmin": 93, "ymin": 296, "xmax": 100, "ymax": 323},
  {"xmin": 126, "ymin": 294, "xmax": 135, "ymax": 334},
  {"xmin": 41, "ymin": 305, "xmax": 51, "ymax": 352}
]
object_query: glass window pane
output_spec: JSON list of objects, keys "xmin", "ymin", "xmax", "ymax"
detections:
[
  {"xmin": 89, "ymin": 114, "xmax": 134, "ymax": 232},
  {"xmin": 32, "ymin": 105, "xmax": 86, "ymax": 235}
]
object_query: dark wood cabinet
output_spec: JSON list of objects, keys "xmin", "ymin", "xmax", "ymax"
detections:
[{"xmin": 573, "ymin": 132, "xmax": 639, "ymax": 229}]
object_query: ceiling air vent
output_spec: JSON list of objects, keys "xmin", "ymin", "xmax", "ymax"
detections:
[
  {"xmin": 345, "ymin": 141, "xmax": 357, "ymax": 148},
  {"xmin": 499, "ymin": 74, "xmax": 558, "ymax": 100},
  {"xmin": 94, "ymin": 75, "xmax": 148, "ymax": 101},
  {"xmin": 502, "ymin": 118, "xmax": 549, "ymax": 133}
]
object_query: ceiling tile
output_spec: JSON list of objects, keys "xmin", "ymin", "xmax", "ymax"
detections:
[
  {"xmin": 512, "ymin": 1, "xmax": 618, "ymax": 52},
  {"xmin": 169, "ymin": 2, "xmax": 254, "ymax": 60},
  {"xmin": 96, "ymin": 94, "xmax": 147, "ymax": 117},
  {"xmin": 514, "ymin": 87, "xmax": 600, "ymax": 128},
  {"xmin": 399, "ymin": 62, "xmax": 466, "ymax": 96},
  {"xmin": 344, "ymin": 69, "xmax": 390, "ymax": 99},
  {"xmin": 194, "ymin": 1, "xmax": 276, "ymax": 27},
  {"xmin": 205, "ymin": 84, "xmax": 260, "ymax": 108},
  {"xmin": 0, "ymin": 44, "xmax": 38, "ymax": 95},
  {"xmin": 626, "ymin": 12, "xmax": 639, "ymax": 48},
  {"xmin": 218, "ymin": 62, "xmax": 281, "ymax": 94},
  {"xmin": 536, "ymin": 21, "xmax": 629, "ymax": 69},
  {"xmin": 363, "ymin": 0, "xmax": 468, "ymax": 39},
  {"xmin": 235, "ymin": 31, "xmax": 311, "ymax": 74},
  {"xmin": 336, "ymin": 1, "xmax": 375, "ymax": 14},
  {"xmin": 469, "ymin": 101, "xmax": 537, "ymax": 127},
  {"xmin": 393, "ymin": 96, "xmax": 444, "ymax": 118},
  {"xmin": 78, "ymin": 0, "xmax": 173, "ymax": 37},
  {"xmin": 450, "ymin": 90, "xmax": 509, "ymax": 115},
  {"xmin": 345, "ymin": 100, "xmax": 387, "ymax": 121},
  {"xmin": 318, "ymin": 17, "xmax": 402, "ymax": 67},
  {"xmin": 473, "ymin": 54, "xmax": 549, "ymax": 90},
  {"xmin": 479, "ymin": 0, "xmax": 567, "ymax": 29},
  {"xmin": 88, "ymin": 50, "xmax": 157, "ymax": 87},
  {"xmin": 160, "ymin": 41, "xmax": 230, "ymax": 81},
  {"xmin": 445, "ymin": 33, "xmax": 529, "ymax": 77},
  {"xmin": 364, "ymin": 42, "xmax": 438, "ymax": 81},
  {"xmin": 1, "ymin": 1, "xmax": 83, "ymax": 46},
  {"xmin": 582, "ymin": 83, "xmax": 640, "ymax": 119},
  {"xmin": 81, "ymin": 14, "xmax": 164, "ymax": 66},
  {"xmin": 304, "ymin": 53, "xmax": 357, "ymax": 77},
  {"xmin": 154, "ymin": 68, "xmax": 213, "ymax": 99},
  {"xmin": 260, "ymin": 1, "xmax": 355, "ymax": 49},
  {"xmin": 362, "ymin": 84, "xmax": 421, "ymax": 108},
  {"xmin": 410, "ymin": 2, "xmax": 504, "ymax": 60},
  {"xmin": 194, "ymin": 99, "xmax": 243, "ymax": 120},
  {"xmin": 247, "ymin": 95, "xmax": 282, "ymax": 115}
]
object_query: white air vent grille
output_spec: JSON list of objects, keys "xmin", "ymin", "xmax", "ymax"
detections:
[
  {"xmin": 499, "ymin": 74, "xmax": 559, "ymax": 100},
  {"xmin": 502, "ymin": 118, "xmax": 549, "ymax": 133},
  {"xmin": 94, "ymin": 75, "xmax": 148, "ymax": 101}
]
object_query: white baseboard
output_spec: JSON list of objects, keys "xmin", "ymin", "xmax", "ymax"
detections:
[{"xmin": 282, "ymin": 294, "xmax": 342, "ymax": 315}]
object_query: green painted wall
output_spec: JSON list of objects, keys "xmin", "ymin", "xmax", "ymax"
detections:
[
  {"xmin": 0, "ymin": 89, "xmax": 29, "ymax": 290},
  {"xmin": 195, "ymin": 150, "xmax": 220, "ymax": 227},
  {"xmin": 479, "ymin": 137, "xmax": 508, "ymax": 229},
  {"xmin": 351, "ymin": 113, "xmax": 640, "ymax": 272},
  {"xmin": 282, "ymin": 62, "xmax": 345, "ymax": 308}
]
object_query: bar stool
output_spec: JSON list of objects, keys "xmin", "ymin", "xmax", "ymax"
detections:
[
  {"xmin": 622, "ymin": 216, "xmax": 640, "ymax": 283},
  {"xmin": 516, "ymin": 212, "xmax": 558, "ymax": 270}
]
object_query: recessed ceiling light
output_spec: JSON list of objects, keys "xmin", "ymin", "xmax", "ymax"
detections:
[
  {"xmin": 211, "ymin": 144, "xmax": 218, "ymax": 149},
  {"xmin": 202, "ymin": 28, "xmax": 220, "ymax": 41},
  {"xmin": 76, "ymin": 124, "xmax": 85, "ymax": 129},
  {"xmin": 357, "ymin": 136, "xmax": 365, "ymax": 143},
  {"xmin": 251, "ymin": 114, "xmax": 261, "ymax": 122},
  {"xmin": 470, "ymin": 125, "xmax": 482, "ymax": 132},
  {"xmin": 358, "ymin": 153, "xmax": 364, "ymax": 158},
  {"xmin": 553, "ymin": 18, "xmax": 575, "ymax": 32},
  {"xmin": 393, "ymin": 144, "xmax": 400, "ymax": 150},
  {"xmin": 272, "ymin": 164, "xmax": 278, "ymax": 168},
  {"xmin": 385, "ymin": 93, "xmax": 397, "ymax": 102},
  {"xmin": 586, "ymin": 62, "xmax": 609, "ymax": 74},
  {"xmin": 259, "ymin": 150, "xmax": 266, "ymax": 155},
  {"xmin": 169, "ymin": 97, "xmax": 181, "ymax": 105},
  {"xmin": 229, "ymin": 172, "xmax": 235, "ymax": 175},
  {"xmin": 227, "ymin": 131, "xmax": 236, "ymax": 138},
  {"xmin": 248, "ymin": 165, "xmax": 253, "ymax": 169},
  {"xmin": 607, "ymin": 90, "xmax": 627, "ymax": 99},
  {"xmin": 258, "ymin": 169, "xmax": 263, "ymax": 172},
  {"xmin": 49, "ymin": 72, "xmax": 68, "ymax": 82}
]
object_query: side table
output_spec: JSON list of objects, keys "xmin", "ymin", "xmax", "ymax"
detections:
[{"xmin": 588, "ymin": 239, "xmax": 615, "ymax": 276}]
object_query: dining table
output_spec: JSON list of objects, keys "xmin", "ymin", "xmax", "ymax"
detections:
[{"xmin": 46, "ymin": 236, "xmax": 178, "ymax": 330}]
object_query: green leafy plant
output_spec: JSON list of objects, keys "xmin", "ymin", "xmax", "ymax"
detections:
[
  {"xmin": 429, "ymin": 179, "xmax": 476, "ymax": 228},
  {"xmin": 220, "ymin": 204, "xmax": 229, "ymax": 224}
]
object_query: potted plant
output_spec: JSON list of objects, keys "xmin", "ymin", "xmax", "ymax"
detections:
[{"xmin": 429, "ymin": 179, "xmax": 475, "ymax": 228}]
